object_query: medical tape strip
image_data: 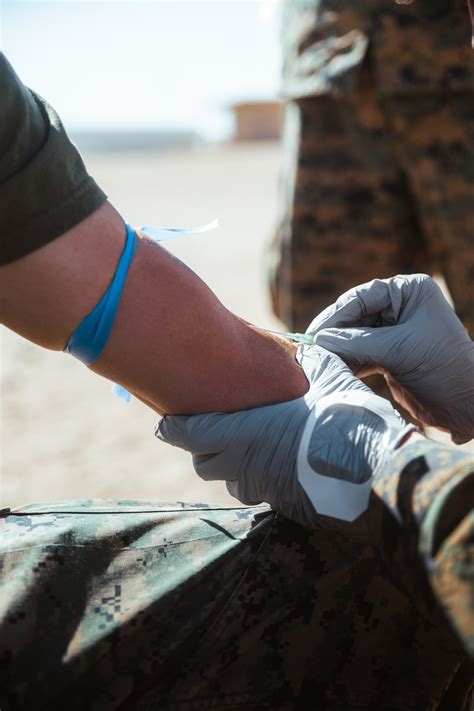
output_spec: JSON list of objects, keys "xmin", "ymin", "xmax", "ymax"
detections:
[
  {"xmin": 297, "ymin": 389, "xmax": 416, "ymax": 522},
  {"xmin": 139, "ymin": 219, "xmax": 218, "ymax": 241},
  {"xmin": 64, "ymin": 219, "xmax": 218, "ymax": 402}
]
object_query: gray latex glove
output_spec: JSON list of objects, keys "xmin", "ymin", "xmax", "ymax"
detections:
[
  {"xmin": 157, "ymin": 346, "xmax": 415, "ymax": 527},
  {"xmin": 308, "ymin": 274, "xmax": 474, "ymax": 445}
]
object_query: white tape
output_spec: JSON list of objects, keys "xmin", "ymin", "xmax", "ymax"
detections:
[
  {"xmin": 297, "ymin": 389, "xmax": 410, "ymax": 522},
  {"xmin": 139, "ymin": 219, "xmax": 218, "ymax": 242}
]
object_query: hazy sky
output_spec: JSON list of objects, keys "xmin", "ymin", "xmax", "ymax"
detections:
[{"xmin": 3, "ymin": 0, "xmax": 283, "ymax": 139}]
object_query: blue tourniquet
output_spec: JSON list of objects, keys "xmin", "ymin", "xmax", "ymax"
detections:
[
  {"xmin": 64, "ymin": 218, "xmax": 217, "ymax": 402},
  {"xmin": 63, "ymin": 224, "xmax": 137, "ymax": 366}
]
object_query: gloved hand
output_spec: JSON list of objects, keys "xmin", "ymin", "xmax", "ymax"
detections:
[
  {"xmin": 307, "ymin": 274, "xmax": 474, "ymax": 445},
  {"xmin": 157, "ymin": 346, "xmax": 415, "ymax": 527}
]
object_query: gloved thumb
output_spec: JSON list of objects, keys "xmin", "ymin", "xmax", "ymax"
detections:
[
  {"xmin": 156, "ymin": 412, "xmax": 246, "ymax": 481},
  {"xmin": 313, "ymin": 325, "xmax": 400, "ymax": 374}
]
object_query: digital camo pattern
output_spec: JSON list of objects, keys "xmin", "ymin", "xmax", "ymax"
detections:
[
  {"xmin": 1, "ymin": 440, "xmax": 473, "ymax": 711},
  {"xmin": 368, "ymin": 438, "xmax": 474, "ymax": 660},
  {"xmin": 419, "ymin": 460, "xmax": 474, "ymax": 660},
  {"xmin": 424, "ymin": 510, "xmax": 474, "ymax": 664},
  {"xmin": 269, "ymin": 0, "xmax": 474, "ymax": 337}
]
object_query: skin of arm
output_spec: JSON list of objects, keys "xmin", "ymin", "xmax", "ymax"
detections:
[{"xmin": 0, "ymin": 202, "xmax": 309, "ymax": 415}]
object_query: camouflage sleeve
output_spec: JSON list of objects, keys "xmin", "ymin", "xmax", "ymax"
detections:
[
  {"xmin": 280, "ymin": 0, "xmax": 370, "ymax": 100},
  {"xmin": 367, "ymin": 439, "xmax": 474, "ymax": 661},
  {"xmin": 280, "ymin": 0, "xmax": 474, "ymax": 100}
]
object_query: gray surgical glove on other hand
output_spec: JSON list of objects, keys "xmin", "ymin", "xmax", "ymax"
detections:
[
  {"xmin": 308, "ymin": 274, "xmax": 474, "ymax": 445},
  {"xmin": 157, "ymin": 347, "xmax": 415, "ymax": 527}
]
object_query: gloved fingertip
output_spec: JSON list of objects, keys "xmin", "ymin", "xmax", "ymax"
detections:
[
  {"xmin": 226, "ymin": 479, "xmax": 239, "ymax": 498},
  {"xmin": 155, "ymin": 420, "xmax": 172, "ymax": 443},
  {"xmin": 154, "ymin": 418, "xmax": 166, "ymax": 440},
  {"xmin": 313, "ymin": 327, "xmax": 343, "ymax": 343},
  {"xmin": 155, "ymin": 415, "xmax": 184, "ymax": 444},
  {"xmin": 312, "ymin": 328, "xmax": 354, "ymax": 355}
]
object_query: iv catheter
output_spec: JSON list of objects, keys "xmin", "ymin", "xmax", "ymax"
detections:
[{"xmin": 260, "ymin": 328, "xmax": 316, "ymax": 346}]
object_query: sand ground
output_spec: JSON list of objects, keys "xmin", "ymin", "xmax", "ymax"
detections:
[
  {"xmin": 1, "ymin": 142, "xmax": 287, "ymax": 508},
  {"xmin": 2, "ymin": 141, "xmax": 471, "ymax": 509}
]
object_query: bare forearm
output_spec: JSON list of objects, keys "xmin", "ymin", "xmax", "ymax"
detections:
[
  {"xmin": 91, "ymin": 218, "xmax": 307, "ymax": 414},
  {"xmin": 1, "ymin": 203, "xmax": 308, "ymax": 415}
]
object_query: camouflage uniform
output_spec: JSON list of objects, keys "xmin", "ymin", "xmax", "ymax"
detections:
[
  {"xmin": 1, "ymin": 439, "xmax": 473, "ymax": 710},
  {"xmin": 269, "ymin": 0, "xmax": 474, "ymax": 337}
]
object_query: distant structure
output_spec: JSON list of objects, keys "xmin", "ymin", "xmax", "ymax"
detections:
[
  {"xmin": 231, "ymin": 101, "xmax": 282, "ymax": 141},
  {"xmin": 70, "ymin": 130, "xmax": 200, "ymax": 152}
]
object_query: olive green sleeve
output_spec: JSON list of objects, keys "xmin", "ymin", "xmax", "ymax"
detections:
[{"xmin": 0, "ymin": 53, "xmax": 107, "ymax": 265}]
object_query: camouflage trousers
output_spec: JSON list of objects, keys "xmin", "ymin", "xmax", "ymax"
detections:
[
  {"xmin": 0, "ymin": 440, "xmax": 473, "ymax": 710},
  {"xmin": 268, "ymin": 79, "xmax": 474, "ymax": 337}
]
